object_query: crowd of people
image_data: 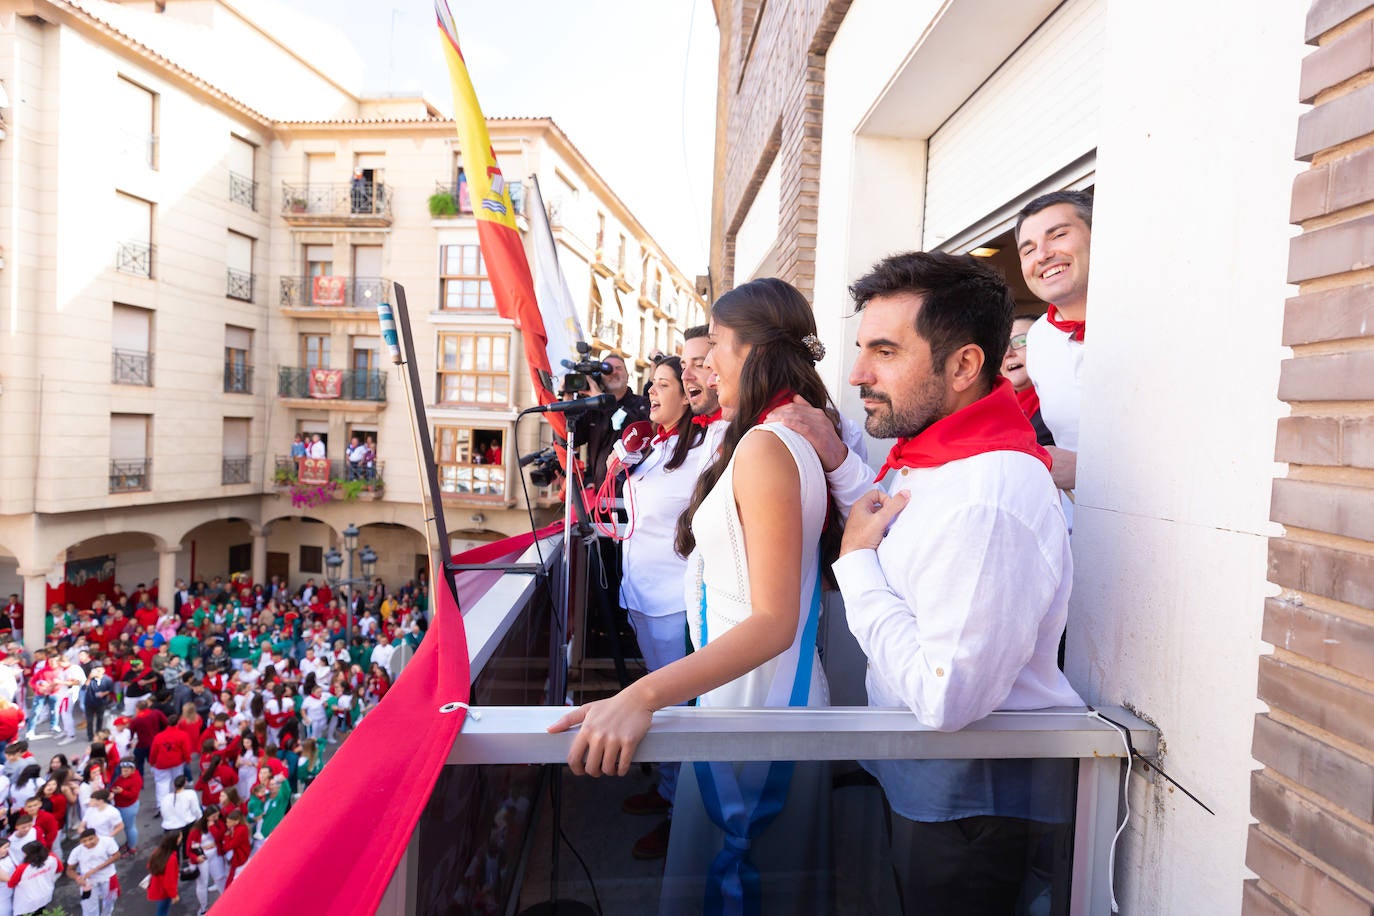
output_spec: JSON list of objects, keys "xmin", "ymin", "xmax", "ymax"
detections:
[
  {"xmin": 0, "ymin": 571, "xmax": 430, "ymax": 914},
  {"xmin": 549, "ymin": 190, "xmax": 1092, "ymax": 913}
]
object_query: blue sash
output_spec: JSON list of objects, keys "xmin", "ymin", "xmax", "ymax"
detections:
[{"xmin": 693, "ymin": 567, "xmax": 822, "ymax": 916}]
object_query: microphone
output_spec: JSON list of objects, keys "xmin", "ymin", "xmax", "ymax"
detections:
[
  {"xmin": 614, "ymin": 420, "xmax": 654, "ymax": 468},
  {"xmin": 520, "ymin": 394, "xmax": 614, "ymax": 415},
  {"xmin": 376, "ymin": 303, "xmax": 402, "ymax": 364}
]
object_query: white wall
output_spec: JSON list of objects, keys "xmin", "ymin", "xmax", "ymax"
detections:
[
  {"xmin": 1067, "ymin": 3, "xmax": 1305, "ymax": 912},
  {"xmin": 814, "ymin": 0, "xmax": 1306, "ymax": 912}
]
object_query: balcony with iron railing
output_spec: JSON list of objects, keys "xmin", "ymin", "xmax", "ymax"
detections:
[
  {"xmin": 111, "ymin": 349, "xmax": 153, "ymax": 386},
  {"xmin": 109, "ymin": 458, "xmax": 151, "ymax": 494},
  {"xmin": 279, "ymin": 276, "xmax": 391, "ymax": 311},
  {"xmin": 281, "ymin": 181, "xmax": 392, "ymax": 226},
  {"xmin": 277, "ymin": 367, "xmax": 386, "ymax": 403},
  {"xmin": 224, "ymin": 362, "xmax": 252, "ymax": 394},
  {"xmin": 226, "ymin": 268, "xmax": 254, "ymax": 302},
  {"xmin": 430, "ymin": 178, "xmax": 524, "ymax": 218},
  {"xmin": 115, "ymin": 241, "xmax": 153, "ymax": 278},
  {"xmin": 272, "ymin": 455, "xmax": 386, "ymax": 498},
  {"xmin": 228, "ymin": 171, "xmax": 257, "ymax": 211},
  {"xmin": 372, "ymin": 535, "xmax": 1158, "ymax": 916},
  {"xmin": 221, "ymin": 456, "xmax": 250, "ymax": 485}
]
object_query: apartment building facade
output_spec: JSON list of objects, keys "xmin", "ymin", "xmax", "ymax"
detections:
[{"xmin": 0, "ymin": 0, "xmax": 703, "ymax": 643}]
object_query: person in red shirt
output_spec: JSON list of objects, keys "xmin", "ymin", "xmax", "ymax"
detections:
[
  {"xmin": 220, "ymin": 808, "xmax": 251, "ymax": 887},
  {"xmin": 21, "ymin": 796, "xmax": 59, "ymax": 850},
  {"xmin": 129, "ymin": 700, "xmax": 167, "ymax": 776},
  {"xmin": 133, "ymin": 604, "xmax": 159, "ymax": 632},
  {"xmin": 196, "ymin": 753, "xmax": 236, "ymax": 808},
  {"xmin": 145, "ymin": 832, "xmax": 181, "ymax": 913},
  {"xmin": 176, "ymin": 705, "xmax": 204, "ymax": 761},
  {"xmin": 147, "ymin": 716, "xmax": 193, "ymax": 810},
  {"xmin": 0, "ymin": 697, "xmax": 25, "ymax": 754},
  {"xmin": 110, "ymin": 760, "xmax": 143, "ymax": 855}
]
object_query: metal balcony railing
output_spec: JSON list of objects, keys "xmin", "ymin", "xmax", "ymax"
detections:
[
  {"xmin": 228, "ymin": 171, "xmax": 257, "ymax": 210},
  {"xmin": 223, "ymin": 362, "xmax": 252, "ymax": 394},
  {"xmin": 281, "ymin": 182, "xmax": 392, "ymax": 223},
  {"xmin": 279, "ymin": 276, "xmax": 391, "ymax": 310},
  {"xmin": 111, "ymin": 349, "xmax": 153, "ymax": 386},
  {"xmin": 115, "ymin": 241, "xmax": 153, "ymax": 278},
  {"xmin": 221, "ymin": 456, "xmax": 250, "ymax": 485},
  {"xmin": 226, "ymin": 268, "xmax": 254, "ymax": 302},
  {"xmin": 432, "ymin": 178, "xmax": 523, "ymax": 217},
  {"xmin": 277, "ymin": 367, "xmax": 386, "ymax": 402},
  {"xmin": 369, "ymin": 536, "xmax": 1161, "ymax": 916},
  {"xmin": 109, "ymin": 458, "xmax": 151, "ymax": 493}
]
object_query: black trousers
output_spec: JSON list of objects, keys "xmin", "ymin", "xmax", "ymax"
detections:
[{"xmin": 889, "ymin": 813, "xmax": 1070, "ymax": 916}]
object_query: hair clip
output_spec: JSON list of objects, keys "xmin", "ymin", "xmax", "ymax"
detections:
[{"xmin": 801, "ymin": 333, "xmax": 825, "ymax": 362}]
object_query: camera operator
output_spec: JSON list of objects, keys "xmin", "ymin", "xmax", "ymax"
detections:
[{"xmin": 575, "ymin": 354, "xmax": 650, "ymax": 489}]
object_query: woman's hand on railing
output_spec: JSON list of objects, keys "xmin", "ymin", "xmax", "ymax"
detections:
[{"xmin": 548, "ymin": 687, "xmax": 655, "ymax": 777}]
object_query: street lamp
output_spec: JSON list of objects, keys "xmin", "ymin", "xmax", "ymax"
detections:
[{"xmin": 324, "ymin": 521, "xmax": 379, "ymax": 654}]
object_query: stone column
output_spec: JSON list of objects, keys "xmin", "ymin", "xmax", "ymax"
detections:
[
  {"xmin": 156, "ymin": 546, "xmax": 181, "ymax": 608},
  {"xmin": 251, "ymin": 526, "xmax": 268, "ymax": 586},
  {"xmin": 17, "ymin": 570, "xmax": 50, "ymax": 651}
]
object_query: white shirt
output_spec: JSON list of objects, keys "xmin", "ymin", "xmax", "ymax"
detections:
[
  {"xmin": 301, "ymin": 695, "xmax": 328, "ymax": 724},
  {"xmin": 620, "ymin": 435, "xmax": 699, "ymax": 618},
  {"xmin": 66, "ymin": 835, "xmax": 120, "ymax": 884},
  {"xmin": 372, "ymin": 643, "xmax": 395, "ymax": 674},
  {"xmin": 1025, "ymin": 315, "xmax": 1083, "ymax": 453},
  {"xmin": 81, "ymin": 803, "xmax": 122, "ymax": 839},
  {"xmin": 160, "ymin": 788, "xmax": 203, "ymax": 831},
  {"xmin": 348, "ymin": 443, "xmax": 368, "ymax": 463},
  {"xmin": 307, "ymin": 439, "xmax": 326, "ymax": 459},
  {"xmin": 9, "ymin": 853, "xmax": 59, "ymax": 915},
  {"xmin": 828, "ymin": 449, "xmax": 1081, "ymax": 731}
]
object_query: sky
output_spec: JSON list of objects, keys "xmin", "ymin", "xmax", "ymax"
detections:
[{"xmin": 270, "ymin": 0, "xmax": 719, "ymax": 277}]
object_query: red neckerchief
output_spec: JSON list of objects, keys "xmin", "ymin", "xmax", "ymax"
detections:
[
  {"xmin": 874, "ymin": 378, "xmax": 1053, "ymax": 482},
  {"xmin": 1045, "ymin": 305, "xmax": 1085, "ymax": 342},
  {"xmin": 757, "ymin": 390, "xmax": 796, "ymax": 424},
  {"xmin": 651, "ymin": 425, "xmax": 673, "ymax": 447},
  {"xmin": 691, "ymin": 407, "xmax": 722, "ymax": 428},
  {"xmin": 1014, "ymin": 384, "xmax": 1041, "ymax": 419}
]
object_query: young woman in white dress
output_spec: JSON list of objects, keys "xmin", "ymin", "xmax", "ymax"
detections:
[{"xmin": 552, "ymin": 278, "xmax": 842, "ymax": 913}]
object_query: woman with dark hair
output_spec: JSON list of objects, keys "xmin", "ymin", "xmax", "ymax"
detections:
[
  {"xmin": 8, "ymin": 841, "xmax": 60, "ymax": 916},
  {"xmin": 144, "ymin": 832, "xmax": 181, "ymax": 916},
  {"xmin": 553, "ymin": 277, "xmax": 840, "ymax": 909},
  {"xmin": 612, "ymin": 355, "xmax": 708, "ymax": 858}
]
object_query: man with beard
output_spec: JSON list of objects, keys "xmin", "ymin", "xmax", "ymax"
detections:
[{"xmin": 776, "ymin": 251, "xmax": 1081, "ymax": 913}]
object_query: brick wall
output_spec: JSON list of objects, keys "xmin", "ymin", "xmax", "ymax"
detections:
[
  {"xmin": 1247, "ymin": 1, "xmax": 1374, "ymax": 912},
  {"xmin": 709, "ymin": 0, "xmax": 851, "ymax": 299}
]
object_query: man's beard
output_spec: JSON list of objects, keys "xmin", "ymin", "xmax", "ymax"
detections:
[{"xmin": 860, "ymin": 373, "xmax": 946, "ymax": 439}]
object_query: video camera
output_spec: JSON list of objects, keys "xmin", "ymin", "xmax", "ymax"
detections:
[
  {"xmin": 521, "ymin": 447, "xmax": 561, "ymax": 488},
  {"xmin": 560, "ymin": 341, "xmax": 613, "ymax": 394}
]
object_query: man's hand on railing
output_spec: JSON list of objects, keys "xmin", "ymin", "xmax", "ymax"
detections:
[{"xmin": 547, "ymin": 687, "xmax": 655, "ymax": 777}]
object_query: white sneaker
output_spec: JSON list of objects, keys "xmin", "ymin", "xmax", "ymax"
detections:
[{"xmin": 57, "ymin": 736, "xmax": 73, "ymax": 746}]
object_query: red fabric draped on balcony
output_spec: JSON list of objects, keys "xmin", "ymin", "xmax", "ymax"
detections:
[{"xmin": 214, "ymin": 522, "xmax": 560, "ymax": 916}]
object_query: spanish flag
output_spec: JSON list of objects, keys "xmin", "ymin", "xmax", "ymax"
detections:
[{"xmin": 435, "ymin": 0, "xmax": 565, "ymax": 441}]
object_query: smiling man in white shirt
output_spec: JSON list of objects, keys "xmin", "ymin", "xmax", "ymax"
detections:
[
  {"xmin": 1016, "ymin": 189, "xmax": 1092, "ymax": 497},
  {"xmin": 777, "ymin": 251, "xmax": 1082, "ymax": 913}
]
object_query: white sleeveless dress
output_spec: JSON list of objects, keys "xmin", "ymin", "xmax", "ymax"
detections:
[{"xmin": 661, "ymin": 423, "xmax": 832, "ymax": 915}]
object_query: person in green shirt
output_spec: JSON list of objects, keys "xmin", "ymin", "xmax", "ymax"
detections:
[
  {"xmin": 259, "ymin": 775, "xmax": 291, "ymax": 838},
  {"xmin": 297, "ymin": 738, "xmax": 323, "ymax": 790},
  {"xmin": 168, "ymin": 630, "xmax": 198, "ymax": 662}
]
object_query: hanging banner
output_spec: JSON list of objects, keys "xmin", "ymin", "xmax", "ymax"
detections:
[
  {"xmin": 308, "ymin": 369, "xmax": 344, "ymax": 399},
  {"xmin": 312, "ymin": 275, "xmax": 347, "ymax": 307}
]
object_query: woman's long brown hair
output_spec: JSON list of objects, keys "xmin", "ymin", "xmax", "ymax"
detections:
[{"xmin": 674, "ymin": 278, "xmax": 842, "ymax": 570}]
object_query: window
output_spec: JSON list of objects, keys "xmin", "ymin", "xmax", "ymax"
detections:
[
  {"xmin": 436, "ymin": 426, "xmax": 507, "ymax": 497},
  {"xmin": 299, "ymin": 545, "xmax": 323, "ymax": 574},
  {"xmin": 222, "ymin": 417, "xmax": 250, "ymax": 485},
  {"xmin": 305, "ymin": 244, "xmax": 333, "ymax": 278},
  {"xmin": 114, "ymin": 192, "xmax": 153, "ymax": 277},
  {"xmin": 228, "ymin": 135, "xmax": 256, "ymax": 209},
  {"xmin": 227, "ymin": 231, "xmax": 254, "ymax": 301},
  {"xmin": 301, "ymin": 334, "xmax": 330, "ymax": 370},
  {"xmin": 112, "ymin": 304, "xmax": 153, "ymax": 386},
  {"xmin": 305, "ymin": 152, "xmax": 334, "ymax": 186},
  {"xmin": 440, "ymin": 245, "xmax": 495, "ymax": 311},
  {"xmin": 224, "ymin": 325, "xmax": 252, "ymax": 393},
  {"xmin": 110, "ymin": 413, "xmax": 151, "ymax": 493},
  {"xmin": 116, "ymin": 76, "xmax": 157, "ymax": 169},
  {"xmin": 438, "ymin": 333, "xmax": 510, "ymax": 406}
]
